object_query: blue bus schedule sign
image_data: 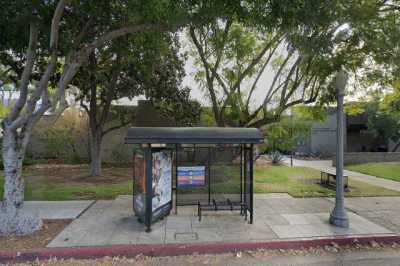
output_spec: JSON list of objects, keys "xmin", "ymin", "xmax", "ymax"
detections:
[{"xmin": 177, "ymin": 166, "xmax": 206, "ymax": 187}]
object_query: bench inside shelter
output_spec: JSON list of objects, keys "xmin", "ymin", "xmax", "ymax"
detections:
[{"xmin": 197, "ymin": 198, "xmax": 246, "ymax": 221}]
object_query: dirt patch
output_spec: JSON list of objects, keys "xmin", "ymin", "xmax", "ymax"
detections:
[
  {"xmin": 6, "ymin": 242, "xmax": 400, "ymax": 265},
  {"xmin": 24, "ymin": 164, "xmax": 132, "ymax": 186},
  {"xmin": 0, "ymin": 220, "xmax": 71, "ymax": 251},
  {"xmin": 255, "ymin": 157, "xmax": 284, "ymax": 166},
  {"xmin": 72, "ymin": 192, "xmax": 99, "ymax": 200}
]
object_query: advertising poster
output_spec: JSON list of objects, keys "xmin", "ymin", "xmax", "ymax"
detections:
[
  {"xmin": 177, "ymin": 166, "xmax": 206, "ymax": 187},
  {"xmin": 152, "ymin": 151, "xmax": 172, "ymax": 211},
  {"xmin": 133, "ymin": 154, "xmax": 146, "ymax": 216}
]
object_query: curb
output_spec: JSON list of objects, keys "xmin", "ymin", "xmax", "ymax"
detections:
[{"xmin": 1, "ymin": 234, "xmax": 400, "ymax": 263}]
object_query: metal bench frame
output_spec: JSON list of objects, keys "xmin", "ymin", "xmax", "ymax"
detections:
[{"xmin": 197, "ymin": 199, "xmax": 247, "ymax": 222}]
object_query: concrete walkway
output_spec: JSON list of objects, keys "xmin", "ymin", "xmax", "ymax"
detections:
[
  {"xmin": 283, "ymin": 158, "xmax": 400, "ymax": 192},
  {"xmin": 47, "ymin": 194, "xmax": 392, "ymax": 248},
  {"xmin": 21, "ymin": 200, "xmax": 95, "ymax": 219},
  {"xmin": 330, "ymin": 197, "xmax": 400, "ymax": 234}
]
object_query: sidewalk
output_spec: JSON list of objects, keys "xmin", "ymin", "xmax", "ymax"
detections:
[
  {"xmin": 21, "ymin": 200, "xmax": 95, "ymax": 219},
  {"xmin": 282, "ymin": 158, "xmax": 400, "ymax": 192},
  {"xmin": 47, "ymin": 194, "xmax": 393, "ymax": 248}
]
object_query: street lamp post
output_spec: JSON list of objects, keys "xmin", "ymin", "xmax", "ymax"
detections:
[
  {"xmin": 329, "ymin": 69, "xmax": 349, "ymax": 228},
  {"xmin": 290, "ymin": 107, "xmax": 294, "ymax": 167}
]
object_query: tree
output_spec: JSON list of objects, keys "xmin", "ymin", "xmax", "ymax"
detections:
[
  {"xmin": 348, "ymin": 1, "xmax": 400, "ymax": 151},
  {"xmin": 0, "ymin": 0, "xmax": 240, "ymax": 235},
  {"xmin": 79, "ymin": 50, "xmax": 136, "ymax": 176},
  {"xmin": 188, "ymin": 18, "xmax": 338, "ymax": 128},
  {"xmin": 0, "ymin": 0, "xmax": 198, "ymax": 235},
  {"xmin": 262, "ymin": 105, "xmax": 327, "ymax": 153},
  {"xmin": 74, "ymin": 32, "xmax": 199, "ymax": 176},
  {"xmin": 352, "ymin": 1, "xmax": 400, "ymax": 90},
  {"xmin": 189, "ymin": 1, "xmax": 399, "ymax": 129},
  {"xmin": 346, "ymin": 84, "xmax": 400, "ymax": 152},
  {"xmin": 367, "ymin": 88, "xmax": 400, "ymax": 152}
]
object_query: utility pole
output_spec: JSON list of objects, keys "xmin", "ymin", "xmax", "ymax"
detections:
[{"xmin": 329, "ymin": 69, "xmax": 349, "ymax": 228}]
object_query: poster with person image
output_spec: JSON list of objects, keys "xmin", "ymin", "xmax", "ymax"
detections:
[{"xmin": 152, "ymin": 151, "xmax": 172, "ymax": 211}]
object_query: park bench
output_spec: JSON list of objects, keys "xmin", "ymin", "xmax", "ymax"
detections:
[
  {"xmin": 197, "ymin": 199, "xmax": 245, "ymax": 222},
  {"xmin": 320, "ymin": 169, "xmax": 350, "ymax": 192}
]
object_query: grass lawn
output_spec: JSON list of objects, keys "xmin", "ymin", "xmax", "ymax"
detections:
[
  {"xmin": 1, "ymin": 164, "xmax": 399, "ymax": 200},
  {"xmin": 346, "ymin": 162, "xmax": 400, "ymax": 182},
  {"xmin": 254, "ymin": 165, "xmax": 400, "ymax": 197}
]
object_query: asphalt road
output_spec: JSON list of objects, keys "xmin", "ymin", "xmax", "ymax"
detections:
[{"xmin": 140, "ymin": 250, "xmax": 400, "ymax": 266}]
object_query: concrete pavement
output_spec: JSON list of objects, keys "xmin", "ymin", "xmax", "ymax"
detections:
[
  {"xmin": 47, "ymin": 194, "xmax": 392, "ymax": 248},
  {"xmin": 21, "ymin": 200, "xmax": 95, "ymax": 219},
  {"xmin": 335, "ymin": 197, "xmax": 400, "ymax": 234}
]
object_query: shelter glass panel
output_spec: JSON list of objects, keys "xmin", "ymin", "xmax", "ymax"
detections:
[{"xmin": 176, "ymin": 144, "xmax": 243, "ymax": 206}]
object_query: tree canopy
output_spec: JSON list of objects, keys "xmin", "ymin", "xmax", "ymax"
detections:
[
  {"xmin": 188, "ymin": 1, "xmax": 400, "ymax": 128},
  {"xmin": 0, "ymin": 0, "xmax": 238, "ymax": 235},
  {"xmin": 73, "ymin": 31, "xmax": 200, "ymax": 176},
  {"xmin": 0, "ymin": 0, "xmax": 399, "ymax": 235}
]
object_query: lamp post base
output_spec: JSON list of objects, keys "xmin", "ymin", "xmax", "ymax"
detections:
[{"xmin": 329, "ymin": 211, "xmax": 349, "ymax": 228}]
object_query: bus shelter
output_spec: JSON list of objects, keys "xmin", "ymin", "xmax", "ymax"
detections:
[{"xmin": 125, "ymin": 127, "xmax": 263, "ymax": 232}]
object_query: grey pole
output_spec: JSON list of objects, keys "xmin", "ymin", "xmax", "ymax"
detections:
[{"xmin": 329, "ymin": 69, "xmax": 349, "ymax": 228}]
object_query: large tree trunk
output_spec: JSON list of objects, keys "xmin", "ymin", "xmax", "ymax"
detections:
[
  {"xmin": 89, "ymin": 128, "xmax": 103, "ymax": 176},
  {"xmin": 0, "ymin": 126, "xmax": 42, "ymax": 235},
  {"xmin": 2, "ymin": 129, "xmax": 25, "ymax": 216}
]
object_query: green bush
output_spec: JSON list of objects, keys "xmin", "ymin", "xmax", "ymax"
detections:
[{"xmin": 30, "ymin": 108, "xmax": 89, "ymax": 163}]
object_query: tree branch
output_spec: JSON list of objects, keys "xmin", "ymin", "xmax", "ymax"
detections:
[
  {"xmin": 10, "ymin": 0, "xmax": 70, "ymax": 131},
  {"xmin": 78, "ymin": 24, "xmax": 170, "ymax": 62},
  {"xmin": 245, "ymin": 40, "xmax": 281, "ymax": 110},
  {"xmin": 210, "ymin": 19, "xmax": 232, "ymax": 81},
  {"xmin": 99, "ymin": 59, "xmax": 120, "ymax": 127},
  {"xmin": 8, "ymin": 23, "xmax": 38, "ymax": 122},
  {"xmin": 262, "ymin": 50, "xmax": 294, "ymax": 107},
  {"xmin": 102, "ymin": 120, "xmax": 131, "ymax": 137},
  {"xmin": 189, "ymin": 26, "xmax": 221, "ymax": 124},
  {"xmin": 232, "ymin": 32, "xmax": 285, "ymax": 92},
  {"xmin": 279, "ymin": 56, "xmax": 302, "ymax": 107}
]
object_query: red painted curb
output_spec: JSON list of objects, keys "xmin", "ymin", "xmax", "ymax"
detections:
[{"xmin": 1, "ymin": 234, "xmax": 399, "ymax": 263}]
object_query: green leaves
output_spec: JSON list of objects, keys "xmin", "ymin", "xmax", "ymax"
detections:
[
  {"xmin": 350, "ymin": 87, "xmax": 400, "ymax": 151},
  {"xmin": 263, "ymin": 107, "xmax": 321, "ymax": 153}
]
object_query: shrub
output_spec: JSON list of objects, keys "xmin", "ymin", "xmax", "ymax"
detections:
[
  {"xmin": 267, "ymin": 151, "xmax": 283, "ymax": 164},
  {"xmin": 30, "ymin": 108, "xmax": 89, "ymax": 163}
]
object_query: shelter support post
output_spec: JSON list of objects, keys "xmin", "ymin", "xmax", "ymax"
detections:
[
  {"xmin": 250, "ymin": 144, "xmax": 254, "ymax": 224},
  {"xmin": 144, "ymin": 144, "xmax": 152, "ymax": 232},
  {"xmin": 240, "ymin": 145, "xmax": 243, "ymax": 205},
  {"xmin": 132, "ymin": 152, "xmax": 135, "ymax": 213},
  {"xmin": 243, "ymin": 145, "xmax": 247, "ymax": 221},
  {"xmin": 208, "ymin": 146, "xmax": 211, "ymax": 205},
  {"xmin": 174, "ymin": 144, "xmax": 178, "ymax": 215}
]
